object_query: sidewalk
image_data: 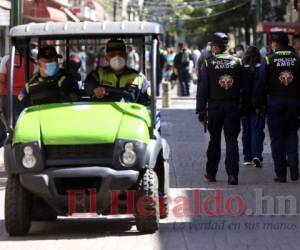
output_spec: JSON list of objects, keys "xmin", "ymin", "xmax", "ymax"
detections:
[
  {"xmin": 156, "ymin": 81, "xmax": 196, "ymax": 110},
  {"xmin": 0, "ymin": 95, "xmax": 300, "ymax": 250}
]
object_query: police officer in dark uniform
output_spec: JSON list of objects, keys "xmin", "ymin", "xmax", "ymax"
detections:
[
  {"xmin": 196, "ymin": 32, "xmax": 245, "ymax": 185},
  {"xmin": 18, "ymin": 46, "xmax": 79, "ymax": 106},
  {"xmin": 255, "ymin": 32, "xmax": 300, "ymax": 182}
]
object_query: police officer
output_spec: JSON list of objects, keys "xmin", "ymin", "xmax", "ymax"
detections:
[
  {"xmin": 255, "ymin": 32, "xmax": 300, "ymax": 183},
  {"xmin": 196, "ymin": 32, "xmax": 245, "ymax": 185},
  {"xmin": 84, "ymin": 39, "xmax": 150, "ymax": 105},
  {"xmin": 18, "ymin": 46, "xmax": 79, "ymax": 106}
]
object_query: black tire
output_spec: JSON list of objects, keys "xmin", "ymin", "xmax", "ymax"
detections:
[
  {"xmin": 135, "ymin": 169, "xmax": 159, "ymax": 234},
  {"xmin": 5, "ymin": 175, "xmax": 32, "ymax": 236},
  {"xmin": 31, "ymin": 197, "xmax": 57, "ymax": 221},
  {"xmin": 159, "ymin": 160, "xmax": 170, "ymax": 219}
]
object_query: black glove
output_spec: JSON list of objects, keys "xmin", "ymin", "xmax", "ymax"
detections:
[
  {"xmin": 196, "ymin": 109, "xmax": 206, "ymax": 123},
  {"xmin": 256, "ymin": 106, "xmax": 267, "ymax": 117}
]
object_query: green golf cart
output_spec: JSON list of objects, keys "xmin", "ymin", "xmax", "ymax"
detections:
[{"xmin": 4, "ymin": 21, "xmax": 170, "ymax": 236}]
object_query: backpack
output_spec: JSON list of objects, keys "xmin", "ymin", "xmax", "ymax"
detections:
[{"xmin": 181, "ymin": 50, "xmax": 190, "ymax": 66}]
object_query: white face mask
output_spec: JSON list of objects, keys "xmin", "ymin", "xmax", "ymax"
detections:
[
  {"xmin": 31, "ymin": 48, "xmax": 38, "ymax": 60},
  {"xmin": 110, "ymin": 56, "xmax": 126, "ymax": 71}
]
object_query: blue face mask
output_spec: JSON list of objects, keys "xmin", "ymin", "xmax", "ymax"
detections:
[{"xmin": 45, "ymin": 62, "xmax": 59, "ymax": 77}]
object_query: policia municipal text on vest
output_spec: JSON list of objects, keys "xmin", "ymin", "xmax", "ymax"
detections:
[
  {"xmin": 205, "ymin": 54, "xmax": 242, "ymax": 100},
  {"xmin": 265, "ymin": 50, "xmax": 300, "ymax": 98}
]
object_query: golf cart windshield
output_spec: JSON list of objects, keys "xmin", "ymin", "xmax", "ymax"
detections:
[
  {"xmin": 13, "ymin": 37, "xmax": 153, "ymax": 101},
  {"xmin": 8, "ymin": 22, "xmax": 163, "ymax": 131}
]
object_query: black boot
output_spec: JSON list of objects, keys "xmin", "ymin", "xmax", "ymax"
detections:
[
  {"xmin": 289, "ymin": 163, "xmax": 299, "ymax": 181},
  {"xmin": 228, "ymin": 175, "xmax": 238, "ymax": 185},
  {"xmin": 205, "ymin": 174, "xmax": 216, "ymax": 182},
  {"xmin": 274, "ymin": 176, "xmax": 287, "ymax": 183}
]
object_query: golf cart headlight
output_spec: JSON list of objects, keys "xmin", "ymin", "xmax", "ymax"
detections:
[
  {"xmin": 22, "ymin": 146, "xmax": 36, "ymax": 169},
  {"xmin": 121, "ymin": 142, "xmax": 136, "ymax": 167},
  {"xmin": 22, "ymin": 154, "xmax": 37, "ymax": 168},
  {"xmin": 122, "ymin": 151, "xmax": 137, "ymax": 166},
  {"xmin": 24, "ymin": 146, "xmax": 33, "ymax": 155},
  {"xmin": 124, "ymin": 142, "xmax": 134, "ymax": 151}
]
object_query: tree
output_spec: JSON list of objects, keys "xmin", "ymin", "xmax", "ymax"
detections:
[{"xmin": 142, "ymin": 0, "xmax": 288, "ymax": 48}]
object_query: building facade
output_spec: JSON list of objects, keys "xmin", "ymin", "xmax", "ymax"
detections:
[
  {"xmin": 23, "ymin": 0, "xmax": 106, "ymax": 23},
  {"xmin": 0, "ymin": 0, "xmax": 109, "ymax": 57},
  {"xmin": 0, "ymin": 0, "xmax": 11, "ymax": 57}
]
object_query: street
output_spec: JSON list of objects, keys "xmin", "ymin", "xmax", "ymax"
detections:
[
  {"xmin": 0, "ymin": 97, "xmax": 300, "ymax": 250},
  {"xmin": 1, "ymin": 0, "xmax": 300, "ymax": 249}
]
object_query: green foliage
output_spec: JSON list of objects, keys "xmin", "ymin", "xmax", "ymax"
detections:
[
  {"xmin": 157, "ymin": 0, "xmax": 288, "ymax": 47},
  {"xmin": 183, "ymin": 0, "xmax": 252, "ymax": 47}
]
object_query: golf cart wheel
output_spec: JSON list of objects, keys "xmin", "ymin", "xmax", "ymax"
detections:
[
  {"xmin": 159, "ymin": 160, "xmax": 170, "ymax": 219},
  {"xmin": 135, "ymin": 169, "xmax": 159, "ymax": 234},
  {"xmin": 5, "ymin": 175, "xmax": 32, "ymax": 236},
  {"xmin": 31, "ymin": 197, "xmax": 57, "ymax": 221}
]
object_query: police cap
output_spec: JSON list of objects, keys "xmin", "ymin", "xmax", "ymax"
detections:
[
  {"xmin": 106, "ymin": 39, "xmax": 126, "ymax": 53},
  {"xmin": 210, "ymin": 32, "xmax": 229, "ymax": 46},
  {"xmin": 270, "ymin": 32, "xmax": 289, "ymax": 47},
  {"xmin": 37, "ymin": 46, "xmax": 62, "ymax": 60}
]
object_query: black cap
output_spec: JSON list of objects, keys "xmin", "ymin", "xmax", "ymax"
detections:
[
  {"xmin": 210, "ymin": 32, "xmax": 229, "ymax": 46},
  {"xmin": 37, "ymin": 46, "xmax": 62, "ymax": 60},
  {"xmin": 106, "ymin": 39, "xmax": 126, "ymax": 53},
  {"xmin": 270, "ymin": 32, "xmax": 289, "ymax": 46}
]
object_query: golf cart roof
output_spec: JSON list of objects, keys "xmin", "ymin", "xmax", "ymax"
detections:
[{"xmin": 10, "ymin": 21, "xmax": 164, "ymax": 38}]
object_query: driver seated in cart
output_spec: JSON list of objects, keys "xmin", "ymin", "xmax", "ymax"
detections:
[{"xmin": 84, "ymin": 39, "xmax": 151, "ymax": 105}]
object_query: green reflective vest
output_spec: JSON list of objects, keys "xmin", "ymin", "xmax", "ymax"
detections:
[{"xmin": 93, "ymin": 67, "xmax": 143, "ymax": 90}]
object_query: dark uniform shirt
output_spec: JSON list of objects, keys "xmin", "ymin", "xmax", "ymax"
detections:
[
  {"xmin": 265, "ymin": 49, "xmax": 300, "ymax": 98},
  {"xmin": 196, "ymin": 52, "xmax": 244, "ymax": 111},
  {"xmin": 18, "ymin": 69, "xmax": 79, "ymax": 107},
  {"xmin": 253, "ymin": 48, "xmax": 300, "ymax": 107}
]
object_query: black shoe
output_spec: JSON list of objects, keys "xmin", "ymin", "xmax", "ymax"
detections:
[
  {"xmin": 274, "ymin": 176, "xmax": 287, "ymax": 183},
  {"xmin": 253, "ymin": 157, "xmax": 262, "ymax": 168},
  {"xmin": 205, "ymin": 174, "xmax": 216, "ymax": 182},
  {"xmin": 289, "ymin": 164, "xmax": 299, "ymax": 181},
  {"xmin": 228, "ymin": 175, "xmax": 238, "ymax": 185}
]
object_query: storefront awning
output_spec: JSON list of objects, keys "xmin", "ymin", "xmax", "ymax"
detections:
[
  {"xmin": 23, "ymin": 6, "xmax": 68, "ymax": 22},
  {"xmin": 46, "ymin": 6, "xmax": 68, "ymax": 22},
  {"xmin": 0, "ymin": 7, "xmax": 10, "ymax": 26},
  {"xmin": 62, "ymin": 7, "xmax": 80, "ymax": 22},
  {"xmin": 257, "ymin": 22, "xmax": 300, "ymax": 34},
  {"xmin": 48, "ymin": 0, "xmax": 70, "ymax": 8}
]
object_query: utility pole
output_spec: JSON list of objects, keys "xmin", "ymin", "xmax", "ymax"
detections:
[
  {"xmin": 11, "ymin": 0, "xmax": 22, "ymax": 26},
  {"xmin": 113, "ymin": 0, "xmax": 117, "ymax": 21},
  {"xmin": 255, "ymin": 0, "xmax": 263, "ymax": 46}
]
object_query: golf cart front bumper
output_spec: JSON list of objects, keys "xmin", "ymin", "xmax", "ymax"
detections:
[{"xmin": 19, "ymin": 166, "xmax": 140, "ymax": 215}]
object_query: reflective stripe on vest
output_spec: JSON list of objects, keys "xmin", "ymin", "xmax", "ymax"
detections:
[
  {"xmin": 204, "ymin": 59, "xmax": 208, "ymax": 67},
  {"xmin": 96, "ymin": 68, "xmax": 143, "ymax": 90},
  {"xmin": 58, "ymin": 76, "xmax": 66, "ymax": 87},
  {"xmin": 275, "ymin": 51, "xmax": 292, "ymax": 56},
  {"xmin": 27, "ymin": 75, "xmax": 65, "ymax": 93}
]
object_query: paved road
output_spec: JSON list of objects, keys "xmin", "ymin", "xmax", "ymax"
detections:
[{"xmin": 1, "ymin": 100, "xmax": 300, "ymax": 250}]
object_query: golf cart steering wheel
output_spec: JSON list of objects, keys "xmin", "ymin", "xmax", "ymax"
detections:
[{"xmin": 100, "ymin": 86, "xmax": 136, "ymax": 102}]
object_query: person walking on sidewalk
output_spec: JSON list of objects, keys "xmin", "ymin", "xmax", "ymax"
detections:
[
  {"xmin": 196, "ymin": 32, "xmax": 245, "ymax": 185},
  {"xmin": 241, "ymin": 46, "xmax": 266, "ymax": 168},
  {"xmin": 174, "ymin": 42, "xmax": 192, "ymax": 96},
  {"xmin": 255, "ymin": 32, "xmax": 300, "ymax": 183}
]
